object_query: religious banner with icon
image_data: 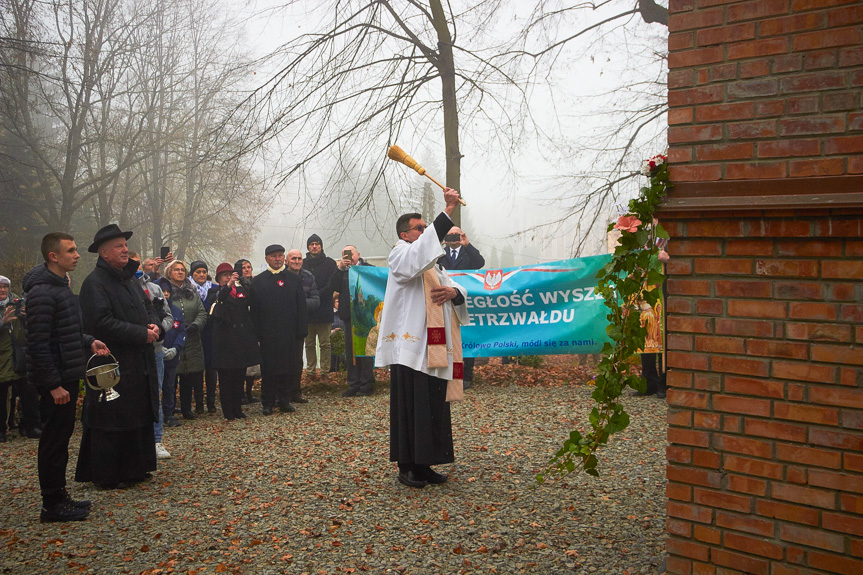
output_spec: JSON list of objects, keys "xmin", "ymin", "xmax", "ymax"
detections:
[{"xmin": 349, "ymin": 255, "xmax": 615, "ymax": 358}]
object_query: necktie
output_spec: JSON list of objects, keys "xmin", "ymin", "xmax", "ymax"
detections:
[{"xmin": 451, "ymin": 249, "xmax": 458, "ymax": 265}]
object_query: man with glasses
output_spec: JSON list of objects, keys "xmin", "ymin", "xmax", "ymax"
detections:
[{"xmin": 328, "ymin": 245, "xmax": 375, "ymax": 397}]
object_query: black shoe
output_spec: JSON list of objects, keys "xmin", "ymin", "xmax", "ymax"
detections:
[
  {"xmin": 40, "ymin": 500, "xmax": 88, "ymax": 523},
  {"xmin": 462, "ymin": 380, "xmax": 472, "ymax": 390},
  {"xmin": 182, "ymin": 411, "xmax": 196, "ymax": 420},
  {"xmin": 262, "ymin": 406, "xmax": 274, "ymax": 416},
  {"xmin": 398, "ymin": 470, "xmax": 427, "ymax": 489},
  {"xmin": 225, "ymin": 416, "xmax": 235, "ymax": 421},
  {"xmin": 421, "ymin": 466, "xmax": 448, "ymax": 484},
  {"xmin": 62, "ymin": 489, "xmax": 92, "ymax": 510},
  {"xmin": 342, "ymin": 388, "xmax": 358, "ymax": 397},
  {"xmin": 356, "ymin": 390, "xmax": 373, "ymax": 397},
  {"xmin": 20, "ymin": 426, "xmax": 42, "ymax": 439},
  {"xmin": 194, "ymin": 406, "xmax": 205, "ymax": 415},
  {"xmin": 235, "ymin": 412, "xmax": 246, "ymax": 419},
  {"xmin": 207, "ymin": 405, "xmax": 217, "ymax": 414},
  {"xmin": 278, "ymin": 402, "xmax": 296, "ymax": 413},
  {"xmin": 656, "ymin": 389, "xmax": 667, "ymax": 399},
  {"xmin": 240, "ymin": 396, "xmax": 249, "ymax": 405},
  {"xmin": 173, "ymin": 408, "xmax": 181, "ymax": 415},
  {"xmin": 164, "ymin": 417, "xmax": 181, "ymax": 427},
  {"xmin": 292, "ymin": 396, "xmax": 309, "ymax": 404}
]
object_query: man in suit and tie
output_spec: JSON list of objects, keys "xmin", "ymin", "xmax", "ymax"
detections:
[{"xmin": 437, "ymin": 226, "xmax": 484, "ymax": 389}]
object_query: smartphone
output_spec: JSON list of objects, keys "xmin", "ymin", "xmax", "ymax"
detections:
[
  {"xmin": 343, "ymin": 250, "xmax": 352, "ymax": 259},
  {"xmin": 160, "ymin": 246, "xmax": 170, "ymax": 259},
  {"xmin": 445, "ymin": 233, "xmax": 460, "ymax": 242}
]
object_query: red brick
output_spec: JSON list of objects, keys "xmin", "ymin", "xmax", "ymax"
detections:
[
  {"xmin": 727, "ymin": 300, "xmax": 787, "ymax": 318},
  {"xmin": 666, "ymin": 538, "xmax": 710, "ymax": 562},
  {"xmin": 803, "ymin": 49, "xmax": 837, "ymax": 71},
  {"xmin": 781, "ymin": 71, "xmax": 847, "ymax": 93},
  {"xmin": 847, "ymin": 242, "xmax": 863, "ymax": 256},
  {"xmin": 693, "ymin": 524, "xmax": 721, "ymax": 545},
  {"xmin": 810, "ymin": 427, "xmax": 863, "ymax": 451},
  {"xmin": 695, "ymin": 143, "xmax": 754, "ymax": 161},
  {"xmin": 827, "ymin": 4, "xmax": 863, "ymax": 27},
  {"xmin": 780, "ymin": 116, "xmax": 846, "ymax": 136},
  {"xmin": 777, "ymin": 402, "xmax": 841, "ymax": 427},
  {"xmin": 826, "ymin": 135, "xmax": 863, "ymax": 155},
  {"xmin": 839, "ymin": 46, "xmax": 863, "ymax": 67},
  {"xmin": 687, "ymin": 221, "xmax": 745, "ymax": 237},
  {"xmin": 744, "ymin": 418, "xmax": 807, "ymax": 442},
  {"xmin": 810, "ymin": 386, "xmax": 863, "ymax": 409},
  {"xmin": 808, "ymin": 551, "xmax": 863, "ymax": 575},
  {"xmin": 789, "ymin": 302, "xmax": 838, "ymax": 321},
  {"xmin": 715, "ymin": 511, "xmax": 774, "ymax": 537},
  {"xmin": 728, "ymin": 120, "xmax": 778, "ymax": 139},
  {"xmin": 787, "ymin": 95, "xmax": 819, "ymax": 114},
  {"xmin": 788, "ymin": 383, "xmax": 806, "ymax": 401},
  {"xmin": 725, "ymin": 416, "xmax": 742, "ymax": 433},
  {"xmin": 668, "ymin": 7, "xmax": 725, "ymax": 31},
  {"xmin": 840, "ymin": 368, "xmax": 863, "ymax": 387},
  {"xmin": 715, "ymin": 318, "xmax": 775, "ymax": 338},
  {"xmin": 772, "ymin": 483, "xmax": 837, "ymax": 510},
  {"xmin": 693, "ymin": 487, "xmax": 751, "ymax": 512},
  {"xmin": 755, "ymin": 259, "xmax": 818, "ymax": 277},
  {"xmin": 728, "ymin": 78, "xmax": 779, "ymax": 100},
  {"xmin": 726, "ymin": 239, "xmax": 773, "ymax": 256},
  {"xmin": 740, "ymin": 60, "xmax": 770, "ymax": 78},
  {"xmin": 667, "ymin": 517, "xmax": 692, "ymax": 537},
  {"xmin": 669, "ymin": 31, "xmax": 695, "ymax": 51},
  {"xmin": 823, "ymin": 91, "xmax": 859, "ymax": 112},
  {"xmin": 787, "ymin": 465, "xmax": 807, "ymax": 484},
  {"xmin": 842, "ymin": 409, "xmax": 863, "ymax": 431},
  {"xmin": 668, "ymin": 389, "xmax": 709, "ymax": 409},
  {"xmin": 773, "ymin": 54, "xmax": 804, "ymax": 73},
  {"xmin": 751, "ymin": 220, "xmax": 811, "ymax": 237},
  {"xmin": 777, "ymin": 442, "xmax": 842, "ymax": 468},
  {"xmin": 669, "ymin": 69, "xmax": 695, "ymax": 90},
  {"xmin": 667, "ymin": 278, "xmax": 711, "ymax": 295},
  {"xmin": 728, "ymin": 37, "xmax": 789, "ymax": 60},
  {"xmin": 814, "ymin": 218, "xmax": 862, "ymax": 237},
  {"xmin": 777, "ymin": 240, "xmax": 842, "ymax": 257},
  {"xmin": 714, "ymin": 433, "xmax": 773, "ymax": 458},
  {"xmin": 708, "ymin": 62, "xmax": 739, "ymax": 83},
  {"xmin": 746, "ymin": 338, "xmax": 809, "ymax": 359},
  {"xmin": 668, "ymin": 297, "xmax": 693, "ymax": 314},
  {"xmin": 728, "ymin": 474, "xmax": 768, "ymax": 496},
  {"xmin": 773, "ymin": 360, "xmax": 835, "ymax": 383},
  {"xmin": 725, "ymin": 377, "xmax": 782, "ymax": 401},
  {"xmin": 711, "ymin": 548, "xmax": 769, "ymax": 575},
  {"xmin": 780, "ymin": 523, "xmax": 844, "ymax": 552},
  {"xmin": 669, "ymin": 333, "xmax": 694, "ymax": 351},
  {"xmin": 759, "ymin": 11, "xmax": 823, "ymax": 37},
  {"xmin": 668, "ymin": 317, "xmax": 713, "ymax": 334},
  {"xmin": 668, "ymin": 427, "xmax": 711, "ymax": 448},
  {"xmin": 774, "ymin": 281, "xmax": 823, "ymax": 300},
  {"xmin": 667, "ymin": 500, "xmax": 713, "ymax": 523},
  {"xmin": 668, "ymin": 124, "xmax": 723, "ymax": 144},
  {"xmin": 669, "ymin": 164, "xmax": 723, "ymax": 182},
  {"xmin": 757, "ymin": 499, "xmax": 821, "ymax": 525},
  {"xmin": 712, "ymin": 356, "xmax": 771, "ymax": 378},
  {"xmin": 790, "ymin": 158, "xmax": 846, "ymax": 177},
  {"xmin": 841, "ymin": 493, "xmax": 863, "ymax": 514},
  {"xmin": 694, "ymin": 373, "xmax": 722, "ymax": 392},
  {"xmin": 715, "ymin": 280, "xmax": 772, "ymax": 298},
  {"xmin": 755, "ymin": 99, "xmax": 786, "ymax": 117},
  {"xmin": 728, "ymin": 0, "xmax": 789, "ymax": 23},
  {"xmin": 809, "ymin": 469, "xmax": 863, "ymax": 494},
  {"xmin": 693, "ymin": 336, "xmax": 743, "ymax": 355},
  {"xmin": 811, "ymin": 343, "xmax": 863, "ymax": 366},
  {"xmin": 793, "ymin": 26, "xmax": 861, "ymax": 51},
  {"xmin": 757, "ymin": 138, "xmax": 820, "ymax": 158},
  {"xmin": 692, "ymin": 448, "xmax": 721, "ymax": 469},
  {"xmin": 669, "ymin": 46, "xmax": 724, "ymax": 68},
  {"xmin": 693, "ymin": 411, "xmax": 720, "ymax": 429},
  {"xmin": 697, "ymin": 22, "xmax": 756, "ymax": 46},
  {"xmin": 787, "ymin": 322, "xmax": 852, "ymax": 343},
  {"xmin": 668, "ymin": 444, "xmax": 693, "ymax": 464},
  {"xmin": 726, "ymin": 161, "xmax": 787, "ymax": 179},
  {"xmin": 724, "ymin": 531, "xmax": 783, "ymax": 559},
  {"xmin": 665, "ymin": 556, "xmax": 692, "ymax": 575},
  {"xmin": 724, "ymin": 455, "xmax": 783, "ymax": 479}
]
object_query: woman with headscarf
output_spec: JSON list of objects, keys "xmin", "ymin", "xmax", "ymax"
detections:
[
  {"xmin": 210, "ymin": 264, "xmax": 260, "ymax": 420},
  {"xmin": 161, "ymin": 261, "xmax": 207, "ymax": 419}
]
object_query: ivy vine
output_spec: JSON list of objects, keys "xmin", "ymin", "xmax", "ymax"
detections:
[{"xmin": 539, "ymin": 155, "xmax": 671, "ymax": 482}]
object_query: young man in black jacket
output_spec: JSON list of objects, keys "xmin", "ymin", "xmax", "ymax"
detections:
[
  {"xmin": 24, "ymin": 232, "xmax": 109, "ymax": 522},
  {"xmin": 302, "ymin": 234, "xmax": 337, "ymax": 382}
]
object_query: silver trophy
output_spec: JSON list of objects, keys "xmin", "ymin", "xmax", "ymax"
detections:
[{"xmin": 85, "ymin": 353, "xmax": 121, "ymax": 402}]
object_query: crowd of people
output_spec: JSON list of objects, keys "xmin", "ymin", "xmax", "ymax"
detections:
[{"xmin": 1, "ymin": 186, "xmax": 516, "ymax": 523}]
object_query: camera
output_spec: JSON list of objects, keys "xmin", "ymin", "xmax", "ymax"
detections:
[{"xmin": 444, "ymin": 233, "xmax": 460, "ymax": 243}]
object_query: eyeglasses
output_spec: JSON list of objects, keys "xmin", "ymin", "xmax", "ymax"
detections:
[{"xmin": 406, "ymin": 224, "xmax": 426, "ymax": 233}]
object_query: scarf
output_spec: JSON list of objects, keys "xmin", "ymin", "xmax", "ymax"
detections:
[
  {"xmin": 194, "ymin": 279, "xmax": 213, "ymax": 300},
  {"xmin": 268, "ymin": 264, "xmax": 286, "ymax": 274},
  {"xmin": 422, "ymin": 268, "xmax": 464, "ymax": 402}
]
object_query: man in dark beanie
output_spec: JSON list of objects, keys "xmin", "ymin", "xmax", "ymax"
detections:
[
  {"xmin": 302, "ymin": 234, "xmax": 337, "ymax": 382},
  {"xmin": 250, "ymin": 244, "xmax": 307, "ymax": 415}
]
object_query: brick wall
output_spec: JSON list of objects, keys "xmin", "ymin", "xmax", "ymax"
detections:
[{"xmin": 664, "ymin": 1, "xmax": 863, "ymax": 573}]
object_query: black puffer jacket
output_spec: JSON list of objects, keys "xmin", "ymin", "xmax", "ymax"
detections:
[
  {"xmin": 302, "ymin": 253, "xmax": 337, "ymax": 324},
  {"xmin": 23, "ymin": 264, "xmax": 95, "ymax": 392}
]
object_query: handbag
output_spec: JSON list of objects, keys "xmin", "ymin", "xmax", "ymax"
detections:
[{"xmin": 209, "ymin": 299, "xmax": 228, "ymax": 321}]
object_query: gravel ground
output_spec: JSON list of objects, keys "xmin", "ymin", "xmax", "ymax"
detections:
[{"xmin": 0, "ymin": 365, "xmax": 668, "ymax": 575}]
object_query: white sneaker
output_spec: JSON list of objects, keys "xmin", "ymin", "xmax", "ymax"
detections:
[{"xmin": 155, "ymin": 442, "xmax": 171, "ymax": 459}]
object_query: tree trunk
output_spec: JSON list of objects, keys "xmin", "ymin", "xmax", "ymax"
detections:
[{"xmin": 429, "ymin": 0, "xmax": 461, "ymax": 227}]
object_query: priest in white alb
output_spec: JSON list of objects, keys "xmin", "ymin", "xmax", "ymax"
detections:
[{"xmin": 375, "ymin": 187, "xmax": 468, "ymax": 488}]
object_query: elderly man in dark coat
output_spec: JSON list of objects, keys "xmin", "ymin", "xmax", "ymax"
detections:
[
  {"xmin": 76, "ymin": 224, "xmax": 161, "ymax": 489},
  {"xmin": 250, "ymin": 244, "xmax": 308, "ymax": 415}
]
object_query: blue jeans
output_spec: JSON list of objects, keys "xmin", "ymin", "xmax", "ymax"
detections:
[{"xmin": 153, "ymin": 349, "xmax": 165, "ymax": 443}]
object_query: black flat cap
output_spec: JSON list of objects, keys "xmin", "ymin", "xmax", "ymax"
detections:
[{"xmin": 265, "ymin": 244, "xmax": 285, "ymax": 255}]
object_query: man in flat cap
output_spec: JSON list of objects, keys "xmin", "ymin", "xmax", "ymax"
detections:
[
  {"xmin": 76, "ymin": 224, "xmax": 162, "ymax": 489},
  {"xmin": 250, "ymin": 244, "xmax": 308, "ymax": 415}
]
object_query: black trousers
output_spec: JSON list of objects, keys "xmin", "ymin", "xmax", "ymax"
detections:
[
  {"xmin": 463, "ymin": 357, "xmax": 475, "ymax": 383},
  {"xmin": 178, "ymin": 371, "xmax": 204, "ymax": 414},
  {"xmin": 245, "ymin": 376, "xmax": 256, "ymax": 397},
  {"xmin": 162, "ymin": 363, "xmax": 178, "ymax": 419},
  {"xmin": 204, "ymin": 366, "xmax": 218, "ymax": 408},
  {"xmin": 261, "ymin": 372, "xmax": 291, "ymax": 408},
  {"xmin": 38, "ymin": 381, "xmax": 79, "ymax": 506},
  {"xmin": 287, "ymin": 341, "xmax": 304, "ymax": 401},
  {"xmin": 2, "ymin": 377, "xmax": 40, "ymax": 432},
  {"xmin": 218, "ymin": 367, "xmax": 245, "ymax": 419},
  {"xmin": 344, "ymin": 328, "xmax": 374, "ymax": 392},
  {"xmin": 641, "ymin": 353, "xmax": 666, "ymax": 395}
]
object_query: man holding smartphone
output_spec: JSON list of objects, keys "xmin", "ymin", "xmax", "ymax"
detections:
[{"xmin": 328, "ymin": 245, "xmax": 375, "ymax": 397}]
